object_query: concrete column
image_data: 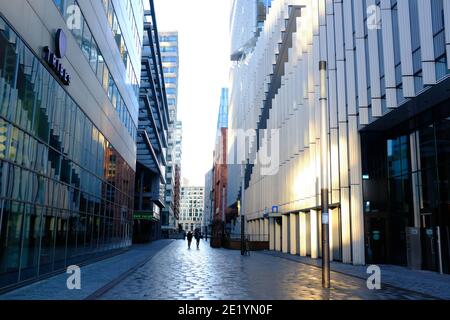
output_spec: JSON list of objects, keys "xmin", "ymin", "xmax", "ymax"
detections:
[
  {"xmin": 299, "ymin": 212, "xmax": 307, "ymax": 256},
  {"xmin": 264, "ymin": 218, "xmax": 269, "ymax": 242},
  {"xmin": 330, "ymin": 207, "xmax": 339, "ymax": 262},
  {"xmin": 351, "ymin": 184, "xmax": 365, "ymax": 265},
  {"xmin": 259, "ymin": 219, "xmax": 264, "ymax": 241},
  {"xmin": 341, "ymin": 189, "xmax": 352, "ymax": 263},
  {"xmin": 310, "ymin": 209, "xmax": 318, "ymax": 259},
  {"xmin": 252, "ymin": 221, "xmax": 256, "ymax": 240},
  {"xmin": 290, "ymin": 213, "xmax": 298, "ymax": 255},
  {"xmin": 275, "ymin": 219, "xmax": 281, "ymax": 251},
  {"xmin": 348, "ymin": 116, "xmax": 365, "ymax": 265},
  {"xmin": 282, "ymin": 214, "xmax": 289, "ymax": 253},
  {"xmin": 269, "ymin": 218, "xmax": 275, "ymax": 250}
]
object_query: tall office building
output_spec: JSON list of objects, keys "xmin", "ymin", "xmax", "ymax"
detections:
[
  {"xmin": 179, "ymin": 186, "xmax": 204, "ymax": 233},
  {"xmin": 173, "ymin": 120, "xmax": 182, "ymax": 227},
  {"xmin": 211, "ymin": 88, "xmax": 229, "ymax": 246},
  {"xmin": 133, "ymin": 0, "xmax": 169, "ymax": 243},
  {"xmin": 159, "ymin": 31, "xmax": 181, "ymax": 237},
  {"xmin": 229, "ymin": 0, "xmax": 450, "ymax": 274},
  {"xmin": 0, "ymin": 0, "xmax": 143, "ymax": 291},
  {"xmin": 203, "ymin": 169, "xmax": 213, "ymax": 236},
  {"xmin": 174, "ymin": 120, "xmax": 183, "ymax": 164}
]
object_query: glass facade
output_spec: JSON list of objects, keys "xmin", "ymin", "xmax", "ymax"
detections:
[
  {"xmin": 159, "ymin": 31, "xmax": 179, "ymax": 236},
  {"xmin": 99, "ymin": 0, "xmax": 141, "ymax": 96},
  {"xmin": 431, "ymin": 0, "xmax": 450, "ymax": 80},
  {"xmin": 362, "ymin": 100, "xmax": 450, "ymax": 273},
  {"xmin": 0, "ymin": 16, "xmax": 134, "ymax": 290},
  {"xmin": 53, "ymin": 0, "xmax": 138, "ymax": 142},
  {"xmin": 133, "ymin": 3, "xmax": 169, "ymax": 242}
]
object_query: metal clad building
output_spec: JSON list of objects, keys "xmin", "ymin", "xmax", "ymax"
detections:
[{"xmin": 229, "ymin": 0, "xmax": 450, "ymax": 273}]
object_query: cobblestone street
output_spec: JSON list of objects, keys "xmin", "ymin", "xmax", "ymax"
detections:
[{"xmin": 99, "ymin": 240, "xmax": 435, "ymax": 300}]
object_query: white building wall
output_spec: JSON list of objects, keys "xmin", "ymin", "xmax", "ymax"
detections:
[{"xmin": 230, "ymin": 0, "xmax": 450, "ymax": 265}]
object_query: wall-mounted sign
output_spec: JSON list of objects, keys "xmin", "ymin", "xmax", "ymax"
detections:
[
  {"xmin": 133, "ymin": 211, "xmax": 153, "ymax": 221},
  {"xmin": 55, "ymin": 29, "xmax": 67, "ymax": 59},
  {"xmin": 43, "ymin": 29, "xmax": 71, "ymax": 85}
]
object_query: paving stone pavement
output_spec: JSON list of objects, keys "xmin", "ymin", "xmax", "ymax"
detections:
[
  {"xmin": 99, "ymin": 240, "xmax": 437, "ymax": 300},
  {"xmin": 262, "ymin": 250, "xmax": 450, "ymax": 300},
  {"xmin": 0, "ymin": 240, "xmax": 174, "ymax": 300}
]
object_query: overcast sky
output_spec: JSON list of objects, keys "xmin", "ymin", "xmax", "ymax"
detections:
[{"xmin": 153, "ymin": 0, "xmax": 232, "ymax": 186}]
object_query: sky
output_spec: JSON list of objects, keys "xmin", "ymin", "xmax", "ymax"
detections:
[{"xmin": 153, "ymin": 0, "xmax": 233, "ymax": 186}]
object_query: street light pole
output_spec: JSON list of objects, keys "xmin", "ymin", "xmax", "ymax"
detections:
[
  {"xmin": 240, "ymin": 164, "xmax": 246, "ymax": 255},
  {"xmin": 319, "ymin": 60, "xmax": 330, "ymax": 288}
]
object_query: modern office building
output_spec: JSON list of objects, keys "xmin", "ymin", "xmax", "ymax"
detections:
[
  {"xmin": 0, "ymin": 0, "xmax": 142, "ymax": 291},
  {"xmin": 202, "ymin": 169, "xmax": 213, "ymax": 237},
  {"xmin": 229, "ymin": 0, "xmax": 450, "ymax": 274},
  {"xmin": 159, "ymin": 31, "xmax": 181, "ymax": 238},
  {"xmin": 174, "ymin": 120, "xmax": 183, "ymax": 164},
  {"xmin": 133, "ymin": 0, "xmax": 169, "ymax": 243},
  {"xmin": 211, "ymin": 88, "xmax": 229, "ymax": 246},
  {"xmin": 173, "ymin": 120, "xmax": 182, "ymax": 228},
  {"xmin": 179, "ymin": 186, "xmax": 204, "ymax": 233}
]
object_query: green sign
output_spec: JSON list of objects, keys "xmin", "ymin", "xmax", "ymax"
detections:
[
  {"xmin": 372, "ymin": 231, "xmax": 380, "ymax": 241},
  {"xmin": 133, "ymin": 211, "xmax": 153, "ymax": 221}
]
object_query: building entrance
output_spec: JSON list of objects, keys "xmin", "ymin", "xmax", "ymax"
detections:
[{"xmin": 362, "ymin": 101, "xmax": 450, "ymax": 274}]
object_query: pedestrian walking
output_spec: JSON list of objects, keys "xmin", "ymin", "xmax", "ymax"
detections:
[
  {"xmin": 187, "ymin": 231, "xmax": 193, "ymax": 249},
  {"xmin": 194, "ymin": 229, "xmax": 201, "ymax": 249}
]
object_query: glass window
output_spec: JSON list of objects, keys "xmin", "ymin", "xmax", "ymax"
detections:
[
  {"xmin": 81, "ymin": 20, "xmax": 92, "ymax": 60},
  {"xmin": 0, "ymin": 16, "xmax": 135, "ymax": 289},
  {"xmin": 19, "ymin": 204, "xmax": 42, "ymax": 281},
  {"xmin": 0, "ymin": 119, "xmax": 9, "ymax": 159},
  {"xmin": 39, "ymin": 208, "xmax": 56, "ymax": 275},
  {"xmin": 108, "ymin": 74, "xmax": 114, "ymax": 100},
  {"xmin": 112, "ymin": 83, "xmax": 118, "ymax": 110},
  {"xmin": 107, "ymin": 0, "xmax": 114, "ymax": 27},
  {"xmin": 89, "ymin": 40, "xmax": 98, "ymax": 74},
  {"xmin": 72, "ymin": 12, "xmax": 84, "ymax": 47},
  {"xmin": 102, "ymin": 66, "xmax": 109, "ymax": 92},
  {"xmin": 0, "ymin": 201, "xmax": 24, "ymax": 286},
  {"xmin": 96, "ymin": 52, "xmax": 105, "ymax": 83}
]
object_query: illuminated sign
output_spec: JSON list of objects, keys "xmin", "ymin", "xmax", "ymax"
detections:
[
  {"xmin": 43, "ymin": 29, "xmax": 71, "ymax": 85},
  {"xmin": 133, "ymin": 211, "xmax": 154, "ymax": 221},
  {"xmin": 133, "ymin": 205, "xmax": 161, "ymax": 221}
]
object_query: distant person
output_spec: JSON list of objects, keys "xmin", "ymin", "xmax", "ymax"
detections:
[
  {"xmin": 194, "ymin": 229, "xmax": 201, "ymax": 249},
  {"xmin": 187, "ymin": 231, "xmax": 193, "ymax": 249}
]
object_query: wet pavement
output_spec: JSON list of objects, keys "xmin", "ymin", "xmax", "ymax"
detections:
[
  {"xmin": 0, "ymin": 240, "xmax": 174, "ymax": 300},
  {"xmin": 99, "ymin": 240, "xmax": 435, "ymax": 300}
]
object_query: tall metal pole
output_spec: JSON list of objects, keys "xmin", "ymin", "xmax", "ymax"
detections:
[
  {"xmin": 319, "ymin": 61, "xmax": 330, "ymax": 288},
  {"xmin": 240, "ymin": 164, "xmax": 246, "ymax": 255}
]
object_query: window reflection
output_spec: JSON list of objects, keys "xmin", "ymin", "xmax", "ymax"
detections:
[{"xmin": 0, "ymin": 16, "xmax": 134, "ymax": 289}]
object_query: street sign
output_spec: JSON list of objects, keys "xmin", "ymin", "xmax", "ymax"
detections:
[{"xmin": 133, "ymin": 211, "xmax": 153, "ymax": 221}]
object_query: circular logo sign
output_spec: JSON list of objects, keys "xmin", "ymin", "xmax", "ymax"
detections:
[{"xmin": 55, "ymin": 29, "xmax": 67, "ymax": 59}]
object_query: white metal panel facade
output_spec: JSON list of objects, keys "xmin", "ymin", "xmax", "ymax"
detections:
[{"xmin": 229, "ymin": 0, "xmax": 449, "ymax": 266}]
